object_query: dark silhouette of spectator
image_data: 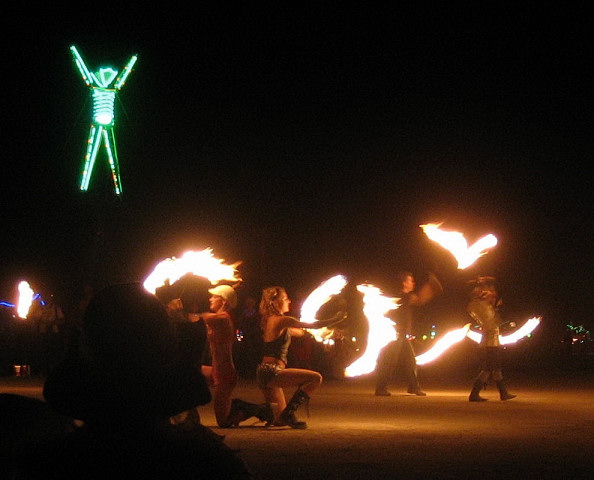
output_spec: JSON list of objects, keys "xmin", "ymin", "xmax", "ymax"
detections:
[
  {"xmin": 14, "ymin": 283, "xmax": 252, "ymax": 479},
  {"xmin": 0, "ymin": 393, "xmax": 72, "ymax": 480}
]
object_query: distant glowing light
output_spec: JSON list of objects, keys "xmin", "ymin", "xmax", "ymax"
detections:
[
  {"xmin": 17, "ymin": 281, "xmax": 35, "ymax": 319},
  {"xmin": 143, "ymin": 248, "xmax": 241, "ymax": 294},
  {"xmin": 344, "ymin": 284, "xmax": 399, "ymax": 377},
  {"xmin": 300, "ymin": 275, "xmax": 348, "ymax": 342},
  {"xmin": 70, "ymin": 45, "xmax": 137, "ymax": 195},
  {"xmin": 420, "ymin": 223, "xmax": 497, "ymax": 269}
]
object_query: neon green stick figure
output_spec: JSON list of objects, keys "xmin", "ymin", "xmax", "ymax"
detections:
[{"xmin": 70, "ymin": 45, "xmax": 138, "ymax": 195}]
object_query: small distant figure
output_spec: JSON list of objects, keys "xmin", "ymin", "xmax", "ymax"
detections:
[
  {"xmin": 28, "ymin": 293, "xmax": 66, "ymax": 376},
  {"xmin": 16, "ymin": 283, "xmax": 252, "ymax": 479},
  {"xmin": 467, "ymin": 276, "xmax": 516, "ymax": 402}
]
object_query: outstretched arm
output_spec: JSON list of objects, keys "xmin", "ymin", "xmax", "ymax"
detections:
[
  {"xmin": 287, "ymin": 310, "xmax": 348, "ymax": 330},
  {"xmin": 70, "ymin": 45, "xmax": 93, "ymax": 86},
  {"xmin": 114, "ymin": 54, "xmax": 138, "ymax": 90}
]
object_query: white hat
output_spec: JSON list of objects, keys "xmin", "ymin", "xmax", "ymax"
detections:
[{"xmin": 208, "ymin": 285, "xmax": 237, "ymax": 309}]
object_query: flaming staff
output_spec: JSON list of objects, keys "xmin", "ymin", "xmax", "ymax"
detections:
[
  {"xmin": 420, "ymin": 223, "xmax": 497, "ymax": 269},
  {"xmin": 143, "ymin": 248, "xmax": 241, "ymax": 294},
  {"xmin": 415, "ymin": 324, "xmax": 471, "ymax": 365},
  {"xmin": 467, "ymin": 317, "xmax": 541, "ymax": 346},
  {"xmin": 415, "ymin": 317, "xmax": 541, "ymax": 365}
]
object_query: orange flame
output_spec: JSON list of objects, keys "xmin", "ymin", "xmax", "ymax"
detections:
[
  {"xmin": 467, "ymin": 317, "xmax": 541, "ymax": 345},
  {"xmin": 415, "ymin": 324, "xmax": 471, "ymax": 365},
  {"xmin": 344, "ymin": 284, "xmax": 399, "ymax": 377},
  {"xmin": 143, "ymin": 248, "xmax": 241, "ymax": 294},
  {"xmin": 17, "ymin": 281, "xmax": 35, "ymax": 319},
  {"xmin": 300, "ymin": 275, "xmax": 348, "ymax": 343},
  {"xmin": 420, "ymin": 223, "xmax": 497, "ymax": 269}
]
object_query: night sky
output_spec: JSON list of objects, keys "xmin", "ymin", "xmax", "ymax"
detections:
[{"xmin": 2, "ymin": 5, "xmax": 592, "ymax": 339}]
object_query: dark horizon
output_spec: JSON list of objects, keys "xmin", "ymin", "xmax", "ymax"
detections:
[{"xmin": 2, "ymin": 6, "xmax": 592, "ymax": 339}]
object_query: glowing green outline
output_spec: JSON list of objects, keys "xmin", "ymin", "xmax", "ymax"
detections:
[{"xmin": 70, "ymin": 45, "xmax": 137, "ymax": 195}]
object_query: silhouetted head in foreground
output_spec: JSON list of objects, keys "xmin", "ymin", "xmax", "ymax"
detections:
[{"xmin": 43, "ymin": 282, "xmax": 211, "ymax": 424}]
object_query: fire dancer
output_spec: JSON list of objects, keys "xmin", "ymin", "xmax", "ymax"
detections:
[
  {"xmin": 200, "ymin": 285, "xmax": 273, "ymax": 427},
  {"xmin": 375, "ymin": 271, "xmax": 443, "ymax": 396},
  {"xmin": 467, "ymin": 276, "xmax": 516, "ymax": 402},
  {"xmin": 257, "ymin": 286, "xmax": 346, "ymax": 428}
]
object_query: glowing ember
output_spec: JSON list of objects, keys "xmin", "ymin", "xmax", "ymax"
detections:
[
  {"xmin": 143, "ymin": 248, "xmax": 241, "ymax": 294},
  {"xmin": 415, "ymin": 324, "xmax": 471, "ymax": 365},
  {"xmin": 467, "ymin": 317, "xmax": 541, "ymax": 345},
  {"xmin": 420, "ymin": 223, "xmax": 498, "ymax": 269},
  {"xmin": 300, "ymin": 275, "xmax": 348, "ymax": 342},
  {"xmin": 344, "ymin": 284, "xmax": 400, "ymax": 378},
  {"xmin": 17, "ymin": 281, "xmax": 35, "ymax": 319}
]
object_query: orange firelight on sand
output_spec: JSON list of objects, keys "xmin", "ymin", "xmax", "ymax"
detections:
[
  {"xmin": 420, "ymin": 223, "xmax": 498, "ymax": 269},
  {"xmin": 344, "ymin": 284, "xmax": 400, "ymax": 378},
  {"xmin": 143, "ymin": 248, "xmax": 241, "ymax": 294},
  {"xmin": 17, "ymin": 280, "xmax": 35, "ymax": 319}
]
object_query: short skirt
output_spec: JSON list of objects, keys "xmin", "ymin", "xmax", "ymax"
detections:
[{"xmin": 256, "ymin": 362, "xmax": 283, "ymax": 388}]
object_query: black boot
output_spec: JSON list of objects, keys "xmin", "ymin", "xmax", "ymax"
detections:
[
  {"xmin": 228, "ymin": 399, "xmax": 274, "ymax": 427},
  {"xmin": 469, "ymin": 379, "xmax": 488, "ymax": 402},
  {"xmin": 277, "ymin": 389, "xmax": 309, "ymax": 429},
  {"xmin": 407, "ymin": 383, "xmax": 427, "ymax": 396},
  {"xmin": 496, "ymin": 380, "xmax": 516, "ymax": 401}
]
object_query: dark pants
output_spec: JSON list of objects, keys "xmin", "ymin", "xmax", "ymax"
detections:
[{"xmin": 375, "ymin": 338, "xmax": 420, "ymax": 391}]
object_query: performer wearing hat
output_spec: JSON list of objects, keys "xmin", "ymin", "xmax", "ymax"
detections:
[
  {"xmin": 201, "ymin": 285, "xmax": 273, "ymax": 427},
  {"xmin": 467, "ymin": 276, "xmax": 516, "ymax": 402}
]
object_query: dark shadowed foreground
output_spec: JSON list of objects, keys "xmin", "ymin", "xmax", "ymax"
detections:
[{"xmin": 2, "ymin": 361, "xmax": 593, "ymax": 480}]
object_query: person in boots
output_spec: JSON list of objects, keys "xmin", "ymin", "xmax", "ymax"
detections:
[
  {"xmin": 467, "ymin": 276, "xmax": 516, "ymax": 402},
  {"xmin": 375, "ymin": 271, "xmax": 443, "ymax": 397},
  {"xmin": 257, "ymin": 286, "xmax": 346, "ymax": 429},
  {"xmin": 200, "ymin": 285, "xmax": 273, "ymax": 428}
]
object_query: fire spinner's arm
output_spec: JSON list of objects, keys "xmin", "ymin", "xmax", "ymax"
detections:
[{"xmin": 287, "ymin": 310, "xmax": 348, "ymax": 333}]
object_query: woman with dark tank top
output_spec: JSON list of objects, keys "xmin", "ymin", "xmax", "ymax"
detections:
[{"xmin": 257, "ymin": 286, "xmax": 345, "ymax": 428}]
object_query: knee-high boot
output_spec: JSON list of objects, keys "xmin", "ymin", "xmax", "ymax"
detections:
[
  {"xmin": 227, "ymin": 399, "xmax": 274, "ymax": 427},
  {"xmin": 469, "ymin": 379, "xmax": 488, "ymax": 402},
  {"xmin": 277, "ymin": 389, "xmax": 309, "ymax": 429},
  {"xmin": 496, "ymin": 380, "xmax": 516, "ymax": 401}
]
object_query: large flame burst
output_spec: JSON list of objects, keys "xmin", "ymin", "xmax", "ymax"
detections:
[
  {"xmin": 420, "ymin": 223, "xmax": 497, "ymax": 269},
  {"xmin": 143, "ymin": 248, "xmax": 241, "ymax": 294},
  {"xmin": 344, "ymin": 284, "xmax": 400, "ymax": 377}
]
